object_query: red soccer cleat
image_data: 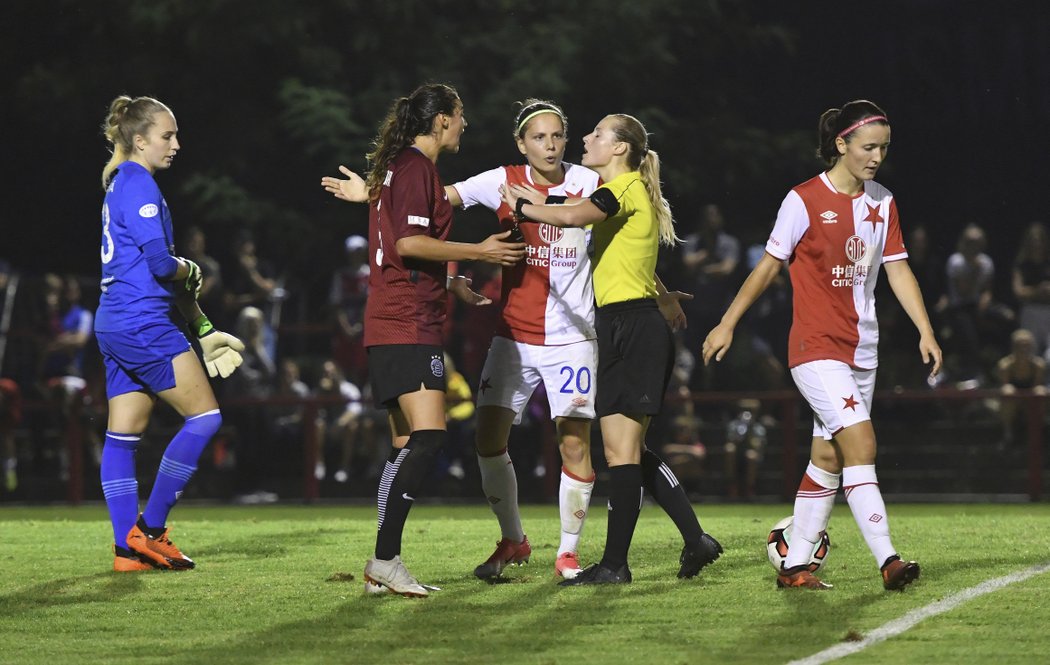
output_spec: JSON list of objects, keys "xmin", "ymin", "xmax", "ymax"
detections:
[
  {"xmin": 555, "ymin": 551, "xmax": 583, "ymax": 579},
  {"xmin": 473, "ymin": 536, "xmax": 531, "ymax": 580}
]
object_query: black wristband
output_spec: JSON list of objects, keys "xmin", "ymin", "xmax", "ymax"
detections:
[
  {"xmin": 545, "ymin": 195, "xmax": 568, "ymax": 205},
  {"xmin": 515, "ymin": 197, "xmax": 530, "ymax": 219}
]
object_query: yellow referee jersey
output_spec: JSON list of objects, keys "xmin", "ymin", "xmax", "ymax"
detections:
[{"xmin": 590, "ymin": 171, "xmax": 659, "ymax": 307}]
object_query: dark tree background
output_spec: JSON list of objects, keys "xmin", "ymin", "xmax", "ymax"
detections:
[{"xmin": 2, "ymin": 0, "xmax": 1046, "ymax": 315}]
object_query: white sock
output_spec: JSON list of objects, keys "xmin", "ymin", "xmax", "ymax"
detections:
[
  {"xmin": 785, "ymin": 462, "xmax": 840, "ymax": 570},
  {"xmin": 477, "ymin": 450, "xmax": 524, "ymax": 542},
  {"xmin": 557, "ymin": 468, "xmax": 594, "ymax": 555},
  {"xmin": 843, "ymin": 465, "xmax": 896, "ymax": 568}
]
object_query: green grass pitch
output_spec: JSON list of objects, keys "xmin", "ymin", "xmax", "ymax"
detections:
[{"xmin": 2, "ymin": 503, "xmax": 1049, "ymax": 664}]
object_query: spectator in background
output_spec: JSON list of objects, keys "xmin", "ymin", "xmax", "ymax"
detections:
[
  {"xmin": 183, "ymin": 226, "xmax": 225, "ymax": 328},
  {"xmin": 1011, "ymin": 222, "xmax": 1050, "ymax": 355},
  {"xmin": 658, "ymin": 414, "xmax": 706, "ymax": 498},
  {"xmin": 905, "ymin": 225, "xmax": 946, "ymax": 316},
  {"xmin": 723, "ymin": 399, "xmax": 768, "ymax": 500},
  {"xmin": 0, "ymin": 378, "xmax": 21, "ymax": 492},
  {"xmin": 881, "ymin": 225, "xmax": 948, "ymax": 388},
  {"xmin": 227, "ymin": 306, "xmax": 278, "ymax": 504},
  {"xmin": 313, "ymin": 358, "xmax": 363, "ymax": 484},
  {"xmin": 994, "ymin": 328, "xmax": 1047, "ymax": 450},
  {"xmin": 269, "ymin": 358, "xmax": 318, "ymax": 477},
  {"xmin": 226, "ymin": 231, "xmax": 285, "ymax": 362},
  {"xmin": 944, "ymin": 224, "xmax": 1014, "ymax": 383},
  {"xmin": 442, "ymin": 352, "xmax": 475, "ymax": 482},
  {"xmin": 37, "ymin": 274, "xmax": 101, "ymax": 478},
  {"xmin": 679, "ymin": 204, "xmax": 741, "ymax": 389},
  {"xmin": 329, "ymin": 235, "xmax": 370, "ymax": 385}
]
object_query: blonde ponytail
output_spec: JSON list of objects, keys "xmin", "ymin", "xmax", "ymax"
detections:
[
  {"xmin": 638, "ymin": 149, "xmax": 679, "ymax": 247},
  {"xmin": 100, "ymin": 95, "xmax": 171, "ymax": 189}
]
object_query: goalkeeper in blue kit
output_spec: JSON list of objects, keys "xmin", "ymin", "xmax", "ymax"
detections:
[{"xmin": 95, "ymin": 95, "xmax": 244, "ymax": 571}]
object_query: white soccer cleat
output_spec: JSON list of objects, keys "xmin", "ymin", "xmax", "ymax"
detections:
[{"xmin": 363, "ymin": 555, "xmax": 429, "ymax": 597}]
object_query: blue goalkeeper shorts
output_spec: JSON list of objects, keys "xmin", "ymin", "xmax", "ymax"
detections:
[{"xmin": 96, "ymin": 322, "xmax": 192, "ymax": 399}]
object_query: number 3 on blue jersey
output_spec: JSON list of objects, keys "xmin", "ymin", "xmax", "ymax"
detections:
[
  {"xmin": 559, "ymin": 365, "xmax": 592, "ymax": 394},
  {"xmin": 101, "ymin": 202, "xmax": 115, "ymax": 264}
]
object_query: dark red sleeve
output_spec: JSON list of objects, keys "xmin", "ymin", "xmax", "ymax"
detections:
[{"xmin": 389, "ymin": 157, "xmax": 437, "ymax": 240}]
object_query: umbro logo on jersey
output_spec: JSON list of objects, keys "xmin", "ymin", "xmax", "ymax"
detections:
[{"xmin": 820, "ymin": 210, "xmax": 838, "ymax": 224}]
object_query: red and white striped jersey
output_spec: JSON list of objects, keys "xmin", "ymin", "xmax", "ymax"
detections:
[
  {"xmin": 764, "ymin": 172, "xmax": 907, "ymax": 370},
  {"xmin": 453, "ymin": 163, "xmax": 600, "ymax": 345}
]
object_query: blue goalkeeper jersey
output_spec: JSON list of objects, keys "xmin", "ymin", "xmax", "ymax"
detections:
[{"xmin": 94, "ymin": 161, "xmax": 177, "ymax": 332}]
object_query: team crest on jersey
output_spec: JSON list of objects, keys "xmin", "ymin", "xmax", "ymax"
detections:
[
  {"xmin": 539, "ymin": 223, "xmax": 563, "ymax": 245},
  {"xmin": 139, "ymin": 203, "xmax": 159, "ymax": 218},
  {"xmin": 831, "ymin": 235, "xmax": 872, "ymax": 287},
  {"xmin": 820, "ymin": 210, "xmax": 838, "ymax": 224},
  {"xmin": 430, "ymin": 354, "xmax": 444, "ymax": 378},
  {"xmin": 845, "ymin": 235, "xmax": 866, "ymax": 264}
]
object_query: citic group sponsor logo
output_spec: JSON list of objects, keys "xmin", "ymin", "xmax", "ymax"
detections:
[
  {"xmin": 831, "ymin": 235, "xmax": 870, "ymax": 288},
  {"xmin": 539, "ymin": 223, "xmax": 564, "ymax": 245},
  {"xmin": 526, "ymin": 245, "xmax": 579, "ymax": 268},
  {"xmin": 845, "ymin": 235, "xmax": 866, "ymax": 263}
]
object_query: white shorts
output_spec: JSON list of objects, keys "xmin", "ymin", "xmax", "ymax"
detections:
[
  {"xmin": 475, "ymin": 336, "xmax": 597, "ymax": 424},
  {"xmin": 790, "ymin": 359, "xmax": 876, "ymax": 440}
]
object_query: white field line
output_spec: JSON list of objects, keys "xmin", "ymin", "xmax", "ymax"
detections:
[{"xmin": 787, "ymin": 561, "xmax": 1050, "ymax": 665}]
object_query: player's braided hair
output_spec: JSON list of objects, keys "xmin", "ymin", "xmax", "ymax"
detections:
[
  {"xmin": 608, "ymin": 114, "xmax": 679, "ymax": 247},
  {"xmin": 816, "ymin": 100, "xmax": 889, "ymax": 166},
  {"xmin": 365, "ymin": 83, "xmax": 460, "ymax": 202},
  {"xmin": 100, "ymin": 95, "xmax": 171, "ymax": 190}
]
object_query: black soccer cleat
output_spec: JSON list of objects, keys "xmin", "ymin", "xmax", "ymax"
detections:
[
  {"xmin": 678, "ymin": 533, "xmax": 723, "ymax": 579},
  {"xmin": 558, "ymin": 562, "xmax": 632, "ymax": 586}
]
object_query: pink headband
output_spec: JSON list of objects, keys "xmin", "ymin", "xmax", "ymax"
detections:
[{"xmin": 837, "ymin": 115, "xmax": 888, "ymax": 138}]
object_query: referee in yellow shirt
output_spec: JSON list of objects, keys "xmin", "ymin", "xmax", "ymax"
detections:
[{"xmin": 504, "ymin": 113, "xmax": 723, "ymax": 585}]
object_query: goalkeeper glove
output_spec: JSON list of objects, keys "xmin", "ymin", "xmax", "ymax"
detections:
[
  {"xmin": 180, "ymin": 258, "xmax": 203, "ymax": 300},
  {"xmin": 190, "ymin": 314, "xmax": 245, "ymax": 379}
]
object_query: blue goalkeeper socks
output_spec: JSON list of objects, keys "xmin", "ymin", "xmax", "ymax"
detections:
[
  {"xmin": 101, "ymin": 432, "xmax": 141, "ymax": 548},
  {"xmin": 141, "ymin": 410, "xmax": 222, "ymax": 529}
]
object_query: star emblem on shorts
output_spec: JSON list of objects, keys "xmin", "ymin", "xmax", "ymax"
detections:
[
  {"xmin": 842, "ymin": 394, "xmax": 859, "ymax": 411},
  {"xmin": 479, "ymin": 377, "xmax": 492, "ymax": 395},
  {"xmin": 864, "ymin": 203, "xmax": 883, "ymax": 231}
]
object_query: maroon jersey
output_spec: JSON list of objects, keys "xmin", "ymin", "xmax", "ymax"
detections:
[{"xmin": 363, "ymin": 147, "xmax": 454, "ymax": 346}]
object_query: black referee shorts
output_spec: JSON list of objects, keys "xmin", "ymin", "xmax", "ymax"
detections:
[
  {"xmin": 367, "ymin": 344, "xmax": 447, "ymax": 410},
  {"xmin": 595, "ymin": 298, "xmax": 675, "ymax": 417}
]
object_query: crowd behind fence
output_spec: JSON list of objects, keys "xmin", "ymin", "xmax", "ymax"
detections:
[
  {"xmin": 6, "ymin": 388, "xmax": 1047, "ymax": 506},
  {"xmin": 3, "ymin": 215, "xmax": 1050, "ymax": 503}
]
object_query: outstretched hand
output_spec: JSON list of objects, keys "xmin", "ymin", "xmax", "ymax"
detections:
[
  {"xmin": 321, "ymin": 166, "xmax": 368, "ymax": 203},
  {"xmin": 448, "ymin": 276, "xmax": 492, "ymax": 306},
  {"xmin": 657, "ymin": 290, "xmax": 693, "ymax": 331},
  {"xmin": 499, "ymin": 183, "xmax": 544, "ymax": 218},
  {"xmin": 476, "ymin": 231, "xmax": 526, "ymax": 266}
]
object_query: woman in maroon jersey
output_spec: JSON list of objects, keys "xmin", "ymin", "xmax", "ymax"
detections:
[{"xmin": 344, "ymin": 83, "xmax": 525, "ymax": 598}]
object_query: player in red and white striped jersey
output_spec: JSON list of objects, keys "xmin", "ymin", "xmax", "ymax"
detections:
[
  {"xmin": 450, "ymin": 100, "xmax": 599, "ymax": 581},
  {"xmin": 703, "ymin": 100, "xmax": 942, "ymax": 591}
]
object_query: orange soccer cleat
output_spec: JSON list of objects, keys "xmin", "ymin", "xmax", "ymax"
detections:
[
  {"xmin": 113, "ymin": 545, "xmax": 160, "ymax": 572},
  {"xmin": 127, "ymin": 517, "xmax": 195, "ymax": 570},
  {"xmin": 776, "ymin": 567, "xmax": 833, "ymax": 590},
  {"xmin": 881, "ymin": 556, "xmax": 920, "ymax": 590}
]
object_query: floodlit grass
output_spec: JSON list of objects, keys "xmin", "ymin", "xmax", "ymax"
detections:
[{"xmin": 1, "ymin": 503, "xmax": 1049, "ymax": 664}]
